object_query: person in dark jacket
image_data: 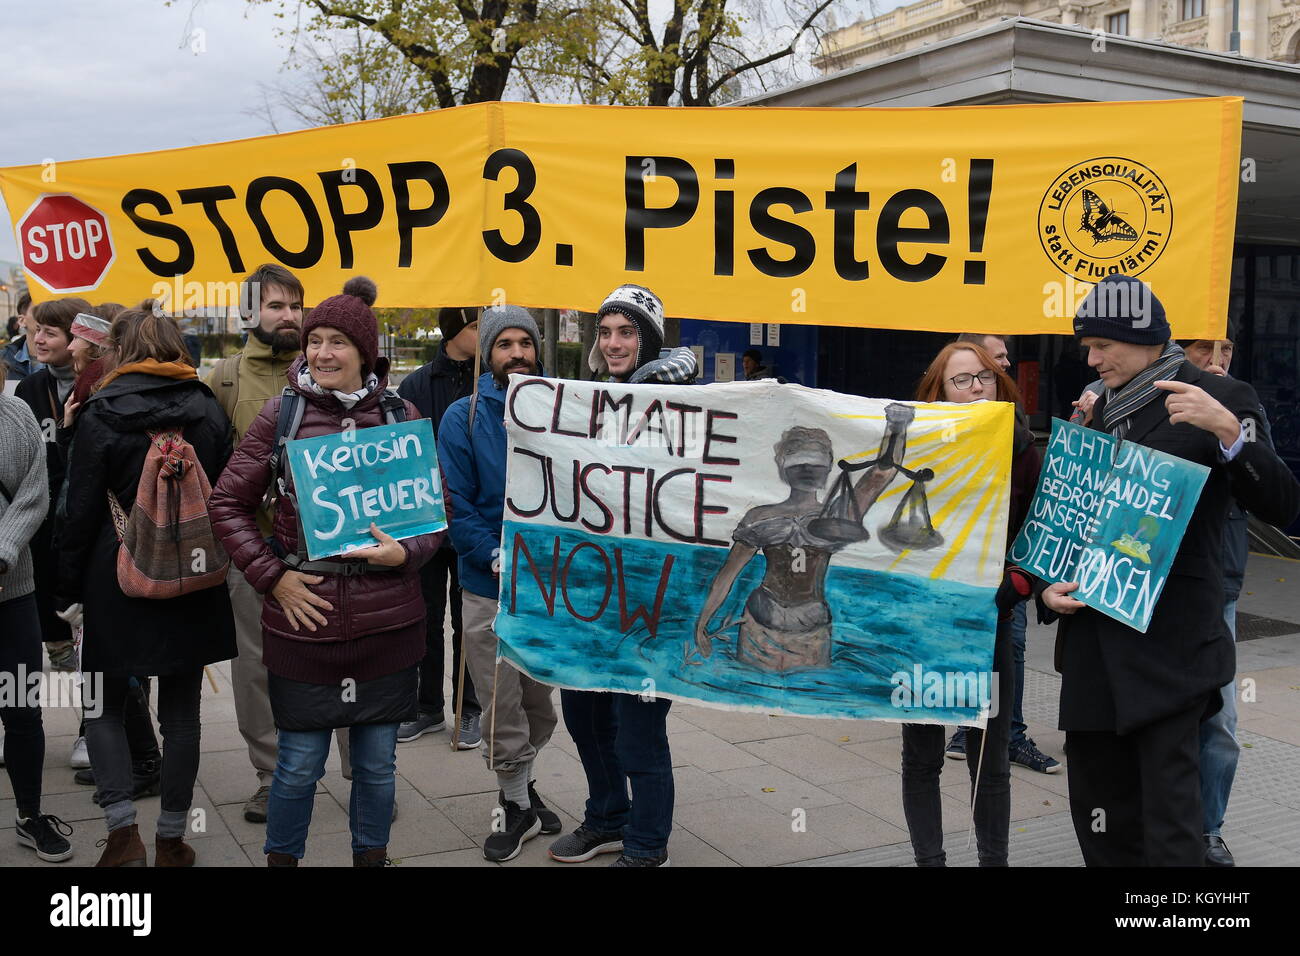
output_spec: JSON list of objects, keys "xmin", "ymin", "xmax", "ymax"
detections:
[
  {"xmin": 16, "ymin": 297, "xmax": 89, "ymax": 678},
  {"xmin": 548, "ymin": 285, "xmax": 698, "ymax": 869},
  {"xmin": 1179, "ymin": 329, "xmax": 1273, "ymax": 867},
  {"xmin": 58, "ymin": 304, "xmax": 165, "ymax": 804},
  {"xmin": 1, "ymin": 291, "xmax": 41, "ymax": 386},
  {"xmin": 437, "ymin": 305, "xmax": 562, "ymax": 863},
  {"xmin": 209, "ymin": 277, "xmax": 441, "ymax": 867},
  {"xmin": 892, "ymin": 341, "xmax": 1040, "ymax": 867},
  {"xmin": 56, "ymin": 308, "xmax": 236, "ymax": 867},
  {"xmin": 947, "ymin": 332, "xmax": 1059, "ymax": 775},
  {"xmin": 1041, "ymin": 276, "xmax": 1300, "ymax": 866},
  {"xmin": 395, "ymin": 307, "xmax": 481, "ymax": 748}
]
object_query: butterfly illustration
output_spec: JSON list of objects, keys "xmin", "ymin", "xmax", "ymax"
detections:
[{"xmin": 1078, "ymin": 189, "xmax": 1138, "ymax": 243}]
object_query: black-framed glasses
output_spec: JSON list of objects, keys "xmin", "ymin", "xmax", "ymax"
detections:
[{"xmin": 947, "ymin": 369, "xmax": 998, "ymax": 390}]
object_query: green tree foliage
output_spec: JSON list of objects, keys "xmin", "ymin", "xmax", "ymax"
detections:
[{"xmin": 245, "ymin": 0, "xmax": 839, "ymax": 110}]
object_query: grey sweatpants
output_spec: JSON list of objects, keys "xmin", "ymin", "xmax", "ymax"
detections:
[{"xmin": 461, "ymin": 590, "xmax": 556, "ymax": 778}]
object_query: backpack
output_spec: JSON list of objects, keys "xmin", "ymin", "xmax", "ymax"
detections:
[
  {"xmin": 107, "ymin": 429, "xmax": 230, "ymax": 599},
  {"xmin": 263, "ymin": 387, "xmax": 409, "ymax": 566},
  {"xmin": 211, "ymin": 353, "xmax": 242, "ymax": 425}
]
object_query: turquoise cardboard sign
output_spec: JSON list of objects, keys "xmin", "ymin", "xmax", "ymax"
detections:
[
  {"xmin": 1008, "ymin": 418, "xmax": 1209, "ymax": 633},
  {"xmin": 286, "ymin": 419, "xmax": 447, "ymax": 560}
]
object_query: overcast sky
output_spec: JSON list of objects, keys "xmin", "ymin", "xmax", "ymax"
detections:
[{"xmin": 1, "ymin": 0, "xmax": 899, "ymax": 267}]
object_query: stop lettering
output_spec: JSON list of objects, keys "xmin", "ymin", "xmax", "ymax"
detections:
[{"xmin": 16, "ymin": 194, "xmax": 116, "ymax": 294}]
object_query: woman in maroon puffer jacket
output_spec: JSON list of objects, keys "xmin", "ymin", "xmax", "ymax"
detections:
[{"xmin": 209, "ymin": 277, "xmax": 441, "ymax": 867}]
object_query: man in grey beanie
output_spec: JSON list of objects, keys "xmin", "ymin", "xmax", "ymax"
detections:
[
  {"xmin": 1039, "ymin": 274, "xmax": 1300, "ymax": 866},
  {"xmin": 436, "ymin": 305, "xmax": 560, "ymax": 862}
]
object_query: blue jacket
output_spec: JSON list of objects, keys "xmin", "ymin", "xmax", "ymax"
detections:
[
  {"xmin": 437, "ymin": 372, "xmax": 510, "ymax": 599},
  {"xmin": 2, "ymin": 337, "xmax": 43, "ymax": 384}
]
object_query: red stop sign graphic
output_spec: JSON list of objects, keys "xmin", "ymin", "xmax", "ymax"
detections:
[{"xmin": 16, "ymin": 194, "xmax": 116, "ymax": 294}]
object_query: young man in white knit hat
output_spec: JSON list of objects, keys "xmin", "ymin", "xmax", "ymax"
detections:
[{"xmin": 549, "ymin": 284, "xmax": 697, "ymax": 868}]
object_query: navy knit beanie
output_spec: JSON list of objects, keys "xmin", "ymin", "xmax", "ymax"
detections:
[{"xmin": 1072, "ymin": 275, "xmax": 1169, "ymax": 345}]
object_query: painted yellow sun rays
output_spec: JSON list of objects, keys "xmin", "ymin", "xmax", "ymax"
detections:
[{"xmin": 836, "ymin": 402, "xmax": 1013, "ymax": 583}]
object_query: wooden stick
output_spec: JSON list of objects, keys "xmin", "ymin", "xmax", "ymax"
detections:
[
  {"xmin": 204, "ymin": 666, "xmax": 218, "ymax": 694},
  {"xmin": 450, "ymin": 320, "xmax": 483, "ymax": 751},
  {"xmin": 1212, "ymin": 340, "xmax": 1223, "ymax": 369}
]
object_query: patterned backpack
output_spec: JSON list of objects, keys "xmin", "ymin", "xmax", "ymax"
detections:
[{"xmin": 107, "ymin": 429, "xmax": 230, "ymax": 598}]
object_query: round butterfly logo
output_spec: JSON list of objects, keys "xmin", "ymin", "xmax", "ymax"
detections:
[{"xmin": 1037, "ymin": 157, "xmax": 1172, "ymax": 280}]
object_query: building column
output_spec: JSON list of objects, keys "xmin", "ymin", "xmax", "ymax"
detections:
[
  {"xmin": 1207, "ymin": 0, "xmax": 1228, "ymax": 51},
  {"xmin": 1237, "ymin": 0, "xmax": 1257, "ymax": 55},
  {"xmin": 1059, "ymin": 1, "xmax": 1078, "ymax": 25},
  {"xmin": 1130, "ymin": 0, "xmax": 1148, "ymax": 37}
]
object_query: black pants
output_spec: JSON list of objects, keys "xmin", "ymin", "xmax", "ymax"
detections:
[
  {"xmin": 0, "ymin": 594, "xmax": 46, "ymax": 816},
  {"xmin": 417, "ymin": 548, "xmax": 478, "ymax": 717},
  {"xmin": 79, "ymin": 681, "xmax": 161, "ymax": 766},
  {"xmin": 84, "ymin": 671, "xmax": 203, "ymax": 814},
  {"xmin": 1065, "ymin": 697, "xmax": 1209, "ymax": 867},
  {"xmin": 900, "ymin": 613, "xmax": 1014, "ymax": 866}
]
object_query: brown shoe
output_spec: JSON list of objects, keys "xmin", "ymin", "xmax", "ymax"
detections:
[
  {"xmin": 95, "ymin": 824, "xmax": 147, "ymax": 867},
  {"xmin": 266, "ymin": 852, "xmax": 298, "ymax": 867},
  {"xmin": 155, "ymin": 835, "xmax": 195, "ymax": 867},
  {"xmin": 353, "ymin": 847, "xmax": 389, "ymax": 867}
]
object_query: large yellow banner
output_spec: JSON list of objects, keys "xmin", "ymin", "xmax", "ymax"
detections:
[{"xmin": 0, "ymin": 98, "xmax": 1240, "ymax": 337}]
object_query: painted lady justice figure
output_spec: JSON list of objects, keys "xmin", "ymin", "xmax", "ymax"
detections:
[{"xmin": 693, "ymin": 404, "xmax": 926, "ymax": 673}]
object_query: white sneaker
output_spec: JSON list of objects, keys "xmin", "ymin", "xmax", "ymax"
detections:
[{"xmin": 69, "ymin": 736, "xmax": 91, "ymax": 770}]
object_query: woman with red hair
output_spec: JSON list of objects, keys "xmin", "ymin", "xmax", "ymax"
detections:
[{"xmin": 901, "ymin": 341, "xmax": 1042, "ymax": 866}]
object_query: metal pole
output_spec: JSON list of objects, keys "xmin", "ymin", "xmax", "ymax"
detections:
[
  {"xmin": 543, "ymin": 308, "xmax": 559, "ymax": 376},
  {"xmin": 1230, "ymin": 0, "xmax": 1240, "ymax": 51}
]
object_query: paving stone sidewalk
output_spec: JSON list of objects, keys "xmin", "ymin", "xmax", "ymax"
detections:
[{"xmin": 4, "ymin": 555, "xmax": 1298, "ymax": 867}]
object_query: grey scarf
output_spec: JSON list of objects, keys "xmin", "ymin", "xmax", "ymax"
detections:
[{"xmin": 1101, "ymin": 341, "xmax": 1185, "ymax": 439}]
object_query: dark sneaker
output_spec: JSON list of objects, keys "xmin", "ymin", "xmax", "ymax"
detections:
[
  {"xmin": 16, "ymin": 814, "xmax": 74, "ymax": 863},
  {"xmin": 484, "ymin": 801, "xmax": 541, "ymax": 862},
  {"xmin": 397, "ymin": 712, "xmax": 445, "ymax": 743},
  {"xmin": 529, "ymin": 783, "xmax": 561, "ymax": 834},
  {"xmin": 47, "ymin": 640, "xmax": 78, "ymax": 672},
  {"xmin": 1205, "ymin": 834, "xmax": 1234, "ymax": 867},
  {"xmin": 498, "ymin": 783, "xmax": 561, "ymax": 835},
  {"xmin": 87, "ymin": 759, "xmax": 163, "ymax": 806},
  {"xmin": 132, "ymin": 758, "xmax": 161, "ymax": 798},
  {"xmin": 1010, "ymin": 738, "xmax": 1062, "ymax": 774},
  {"xmin": 244, "ymin": 784, "xmax": 272, "ymax": 823},
  {"xmin": 454, "ymin": 712, "xmax": 482, "ymax": 750},
  {"xmin": 549, "ymin": 825, "xmax": 625, "ymax": 863},
  {"xmin": 945, "ymin": 729, "xmax": 967, "ymax": 761},
  {"xmin": 609, "ymin": 853, "xmax": 669, "ymax": 867}
]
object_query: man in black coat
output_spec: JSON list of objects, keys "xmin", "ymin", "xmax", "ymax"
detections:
[
  {"xmin": 1041, "ymin": 276, "xmax": 1300, "ymax": 866},
  {"xmin": 395, "ymin": 307, "xmax": 482, "ymax": 747}
]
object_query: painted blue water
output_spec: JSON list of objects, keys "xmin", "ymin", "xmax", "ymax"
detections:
[{"xmin": 497, "ymin": 522, "xmax": 998, "ymax": 723}]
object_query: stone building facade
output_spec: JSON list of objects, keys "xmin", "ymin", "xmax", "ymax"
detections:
[{"xmin": 816, "ymin": 0, "xmax": 1300, "ymax": 70}]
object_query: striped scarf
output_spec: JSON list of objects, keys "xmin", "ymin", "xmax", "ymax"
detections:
[
  {"xmin": 296, "ymin": 366, "xmax": 379, "ymax": 409},
  {"xmin": 1101, "ymin": 341, "xmax": 1185, "ymax": 439}
]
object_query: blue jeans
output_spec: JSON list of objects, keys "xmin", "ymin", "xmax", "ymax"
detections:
[
  {"xmin": 561, "ymin": 690, "xmax": 674, "ymax": 859},
  {"xmin": 264, "ymin": 723, "xmax": 399, "ymax": 858},
  {"xmin": 1199, "ymin": 600, "xmax": 1239, "ymax": 836}
]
